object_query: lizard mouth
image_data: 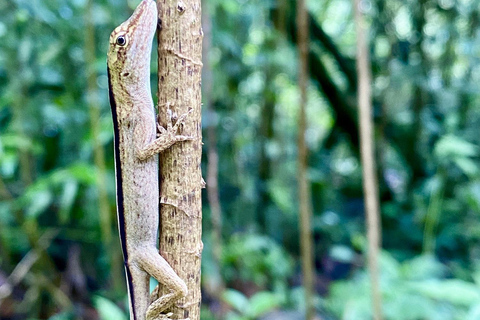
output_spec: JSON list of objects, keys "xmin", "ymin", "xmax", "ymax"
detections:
[
  {"xmin": 128, "ymin": 0, "xmax": 157, "ymax": 37},
  {"xmin": 124, "ymin": 0, "xmax": 157, "ymax": 67},
  {"xmin": 107, "ymin": 0, "xmax": 157, "ymax": 75}
]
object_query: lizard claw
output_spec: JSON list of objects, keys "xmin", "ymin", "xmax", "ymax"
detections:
[
  {"xmin": 157, "ymin": 123, "xmax": 167, "ymax": 137},
  {"xmin": 156, "ymin": 107, "xmax": 194, "ymax": 142},
  {"xmin": 172, "ymin": 108, "xmax": 193, "ymax": 132},
  {"xmin": 157, "ymin": 123, "xmax": 167, "ymax": 134},
  {"xmin": 148, "ymin": 312, "xmax": 173, "ymax": 320},
  {"xmin": 175, "ymin": 135, "xmax": 195, "ymax": 142}
]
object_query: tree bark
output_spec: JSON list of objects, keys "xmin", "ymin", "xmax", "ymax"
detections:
[
  {"xmin": 296, "ymin": 0, "xmax": 315, "ymax": 319},
  {"xmin": 353, "ymin": 1, "xmax": 383, "ymax": 319},
  {"xmin": 155, "ymin": 0, "xmax": 203, "ymax": 319}
]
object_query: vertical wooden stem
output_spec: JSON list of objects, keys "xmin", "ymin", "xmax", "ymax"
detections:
[
  {"xmin": 353, "ymin": 1, "xmax": 383, "ymax": 319},
  {"xmin": 296, "ymin": 0, "xmax": 315, "ymax": 319},
  {"xmin": 156, "ymin": 0, "xmax": 203, "ymax": 319}
]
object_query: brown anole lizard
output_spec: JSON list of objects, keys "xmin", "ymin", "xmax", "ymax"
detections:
[{"xmin": 107, "ymin": 0, "xmax": 190, "ymax": 319}]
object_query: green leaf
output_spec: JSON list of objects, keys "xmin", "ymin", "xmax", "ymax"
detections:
[
  {"xmin": 453, "ymin": 157, "xmax": 479, "ymax": 177},
  {"xmin": 223, "ymin": 289, "xmax": 249, "ymax": 313},
  {"xmin": 67, "ymin": 163, "xmax": 97, "ymax": 185},
  {"xmin": 467, "ymin": 304, "xmax": 480, "ymax": 320},
  {"xmin": 26, "ymin": 189, "xmax": 53, "ymax": 218},
  {"xmin": 401, "ymin": 254, "xmax": 446, "ymax": 280},
  {"xmin": 380, "ymin": 251, "xmax": 401, "ymax": 280},
  {"xmin": 434, "ymin": 135, "xmax": 478, "ymax": 160},
  {"xmin": 48, "ymin": 312, "xmax": 74, "ymax": 320},
  {"xmin": 409, "ymin": 279, "xmax": 480, "ymax": 306},
  {"xmin": 247, "ymin": 291, "xmax": 280, "ymax": 318},
  {"xmin": 39, "ymin": 41, "xmax": 63, "ymax": 65},
  {"xmin": 225, "ymin": 311, "xmax": 249, "ymax": 320},
  {"xmin": 58, "ymin": 179, "xmax": 78, "ymax": 224},
  {"xmin": 93, "ymin": 295, "xmax": 127, "ymax": 320},
  {"xmin": 0, "ymin": 133, "xmax": 41, "ymax": 154}
]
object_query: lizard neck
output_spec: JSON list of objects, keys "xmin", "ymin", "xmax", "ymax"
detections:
[{"xmin": 108, "ymin": 65, "xmax": 153, "ymax": 119}]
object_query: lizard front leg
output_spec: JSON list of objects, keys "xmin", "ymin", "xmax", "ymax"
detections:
[{"xmin": 137, "ymin": 109, "xmax": 193, "ymax": 160}]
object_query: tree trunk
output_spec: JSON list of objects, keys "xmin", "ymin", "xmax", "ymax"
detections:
[
  {"xmin": 353, "ymin": 1, "xmax": 383, "ymax": 319},
  {"xmin": 155, "ymin": 0, "xmax": 203, "ymax": 319},
  {"xmin": 257, "ymin": 91, "xmax": 275, "ymax": 234},
  {"xmin": 408, "ymin": 0, "xmax": 428, "ymax": 185},
  {"xmin": 296, "ymin": 0, "xmax": 315, "ymax": 319}
]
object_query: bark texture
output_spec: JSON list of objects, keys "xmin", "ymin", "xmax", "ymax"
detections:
[{"xmin": 155, "ymin": 0, "xmax": 203, "ymax": 319}]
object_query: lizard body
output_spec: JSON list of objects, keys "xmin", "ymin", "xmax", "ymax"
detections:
[{"xmin": 107, "ymin": 0, "xmax": 189, "ymax": 319}]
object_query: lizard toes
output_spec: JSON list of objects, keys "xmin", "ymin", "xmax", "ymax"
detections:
[
  {"xmin": 147, "ymin": 312, "xmax": 173, "ymax": 320},
  {"xmin": 157, "ymin": 123, "xmax": 167, "ymax": 134},
  {"xmin": 176, "ymin": 135, "xmax": 195, "ymax": 142},
  {"xmin": 173, "ymin": 109, "xmax": 193, "ymax": 127}
]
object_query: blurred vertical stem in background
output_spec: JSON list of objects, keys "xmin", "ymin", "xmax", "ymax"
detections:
[
  {"xmin": 6, "ymin": 30, "xmax": 31, "ymax": 226},
  {"xmin": 202, "ymin": 0, "xmax": 226, "ymax": 313},
  {"xmin": 409, "ymin": 0, "xmax": 427, "ymax": 183},
  {"xmin": 353, "ymin": 0, "xmax": 383, "ymax": 319},
  {"xmin": 0, "ymin": 177, "xmax": 13, "ymax": 267},
  {"xmin": 10, "ymin": 81, "xmax": 32, "ymax": 188},
  {"xmin": 423, "ymin": 170, "xmax": 445, "ymax": 254},
  {"xmin": 256, "ymin": 69, "xmax": 275, "ymax": 233},
  {"xmin": 85, "ymin": 0, "xmax": 122, "ymax": 292},
  {"xmin": 296, "ymin": 0, "xmax": 315, "ymax": 319}
]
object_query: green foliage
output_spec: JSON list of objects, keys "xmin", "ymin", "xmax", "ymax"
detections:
[
  {"xmin": 2, "ymin": 0, "xmax": 480, "ymax": 318},
  {"xmin": 434, "ymin": 135, "xmax": 479, "ymax": 177},
  {"xmin": 93, "ymin": 295, "xmax": 128, "ymax": 320},
  {"xmin": 19, "ymin": 163, "xmax": 97, "ymax": 221},
  {"xmin": 326, "ymin": 253, "xmax": 480, "ymax": 320},
  {"xmin": 222, "ymin": 233, "xmax": 294, "ymax": 291},
  {"xmin": 223, "ymin": 289, "xmax": 282, "ymax": 320}
]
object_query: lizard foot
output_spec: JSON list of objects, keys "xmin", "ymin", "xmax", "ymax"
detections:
[
  {"xmin": 148, "ymin": 312, "xmax": 173, "ymax": 320},
  {"xmin": 156, "ymin": 108, "xmax": 194, "ymax": 142},
  {"xmin": 147, "ymin": 313, "xmax": 190, "ymax": 320}
]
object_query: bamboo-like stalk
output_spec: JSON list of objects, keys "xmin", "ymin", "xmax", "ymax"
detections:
[
  {"xmin": 296, "ymin": 0, "xmax": 315, "ymax": 319},
  {"xmin": 353, "ymin": 1, "xmax": 383, "ymax": 319}
]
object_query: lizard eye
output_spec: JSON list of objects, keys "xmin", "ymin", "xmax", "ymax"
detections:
[{"xmin": 116, "ymin": 35, "xmax": 127, "ymax": 46}]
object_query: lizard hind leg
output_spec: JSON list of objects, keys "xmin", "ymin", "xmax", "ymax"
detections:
[{"xmin": 137, "ymin": 247, "xmax": 188, "ymax": 320}]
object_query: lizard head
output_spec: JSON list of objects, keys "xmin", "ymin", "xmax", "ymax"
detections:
[{"xmin": 107, "ymin": 0, "xmax": 157, "ymax": 83}]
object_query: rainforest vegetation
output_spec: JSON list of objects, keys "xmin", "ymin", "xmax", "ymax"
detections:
[{"xmin": 2, "ymin": 0, "xmax": 480, "ymax": 319}]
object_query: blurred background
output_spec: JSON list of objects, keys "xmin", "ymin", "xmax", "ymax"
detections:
[{"xmin": 2, "ymin": 0, "xmax": 480, "ymax": 319}]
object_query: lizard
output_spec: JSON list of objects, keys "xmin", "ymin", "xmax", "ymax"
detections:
[{"xmin": 106, "ymin": 0, "xmax": 190, "ymax": 319}]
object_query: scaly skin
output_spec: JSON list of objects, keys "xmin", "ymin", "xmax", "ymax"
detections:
[{"xmin": 107, "ymin": 1, "xmax": 189, "ymax": 319}]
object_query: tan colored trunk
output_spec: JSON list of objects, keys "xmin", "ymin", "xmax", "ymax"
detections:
[
  {"xmin": 296, "ymin": 0, "xmax": 315, "ymax": 319},
  {"xmin": 155, "ymin": 0, "xmax": 203, "ymax": 319},
  {"xmin": 353, "ymin": 1, "xmax": 383, "ymax": 319}
]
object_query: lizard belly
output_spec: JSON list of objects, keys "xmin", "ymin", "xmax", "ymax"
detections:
[{"xmin": 122, "ymin": 156, "xmax": 159, "ymax": 247}]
